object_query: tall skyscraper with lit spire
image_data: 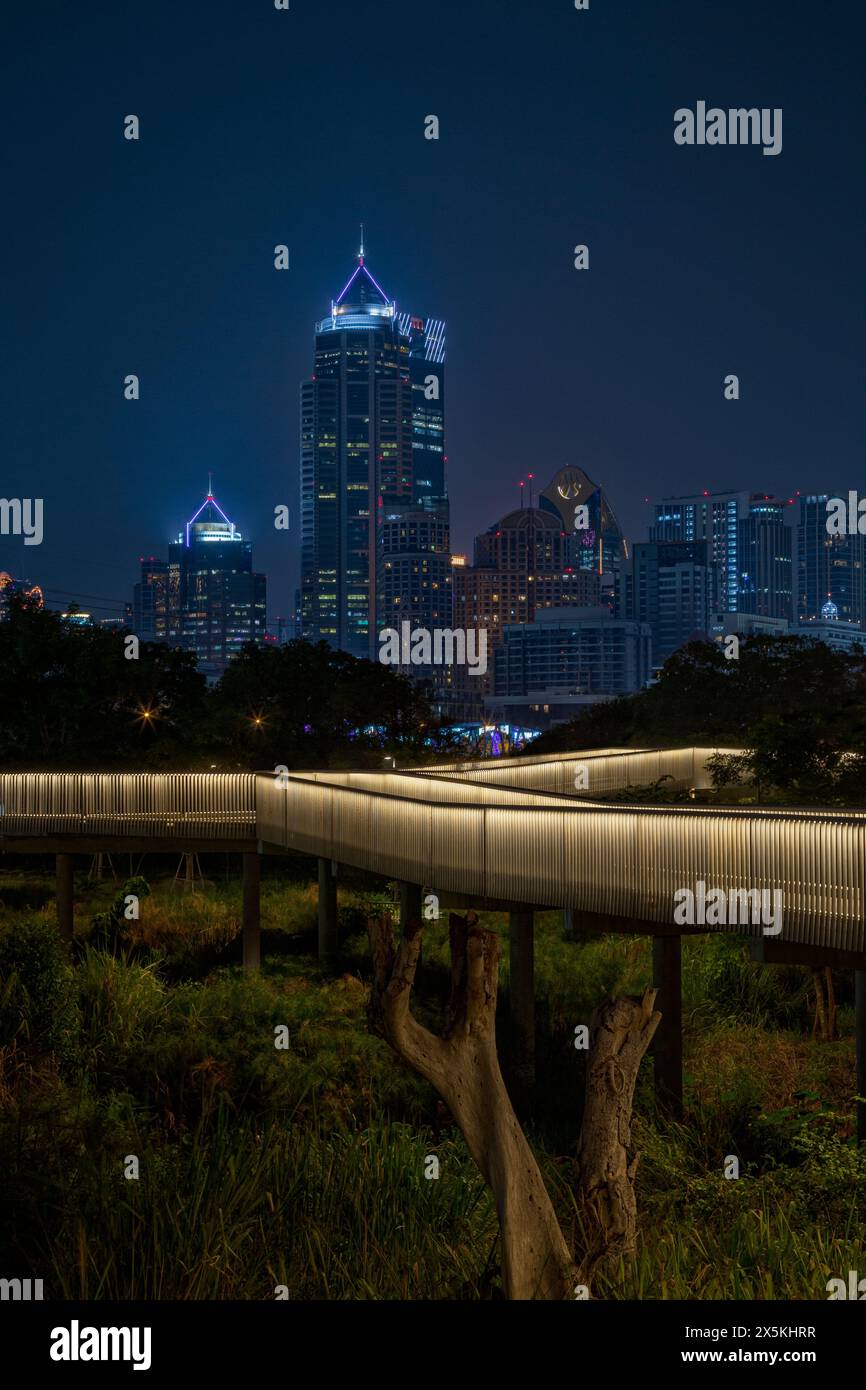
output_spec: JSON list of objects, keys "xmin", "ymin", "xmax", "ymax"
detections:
[{"xmin": 300, "ymin": 238, "xmax": 448, "ymax": 660}]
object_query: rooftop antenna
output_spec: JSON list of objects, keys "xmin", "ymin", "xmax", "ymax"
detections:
[
  {"xmin": 359, "ymin": 223, "xmax": 365, "ymax": 264},
  {"xmin": 528, "ymin": 472, "xmax": 535, "ymax": 508},
  {"xmin": 207, "ymin": 471, "xmax": 213, "ymax": 499},
  {"xmin": 519, "ymin": 479, "xmax": 525, "ymax": 510}
]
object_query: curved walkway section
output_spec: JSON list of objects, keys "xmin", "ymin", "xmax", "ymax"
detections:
[{"xmin": 0, "ymin": 752, "xmax": 864, "ymax": 953}]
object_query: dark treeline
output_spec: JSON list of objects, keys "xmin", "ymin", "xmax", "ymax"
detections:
[
  {"xmin": 0, "ymin": 595, "xmax": 437, "ymax": 770},
  {"xmin": 529, "ymin": 635, "xmax": 866, "ymax": 803}
]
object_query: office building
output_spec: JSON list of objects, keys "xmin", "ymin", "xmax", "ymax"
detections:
[
  {"xmin": 538, "ymin": 465, "xmax": 628, "ymax": 602},
  {"xmin": 797, "ymin": 493, "xmax": 866, "ymax": 627},
  {"xmin": 653, "ymin": 490, "xmax": 750, "ymax": 614},
  {"xmin": 491, "ymin": 606, "xmax": 652, "ymax": 726},
  {"xmin": 300, "ymin": 243, "xmax": 447, "ymax": 659},
  {"xmin": 618, "ymin": 539, "xmax": 715, "ymax": 665},
  {"xmin": 133, "ymin": 482, "xmax": 266, "ymax": 677},
  {"xmin": 737, "ymin": 496, "xmax": 792, "ymax": 619}
]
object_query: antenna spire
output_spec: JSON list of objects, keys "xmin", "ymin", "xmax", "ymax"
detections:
[
  {"xmin": 359, "ymin": 223, "xmax": 365, "ymax": 263},
  {"xmin": 207, "ymin": 471, "xmax": 213, "ymax": 498}
]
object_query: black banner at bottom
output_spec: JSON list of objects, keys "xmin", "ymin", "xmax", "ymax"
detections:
[{"xmin": 2, "ymin": 1295, "xmax": 861, "ymax": 1375}]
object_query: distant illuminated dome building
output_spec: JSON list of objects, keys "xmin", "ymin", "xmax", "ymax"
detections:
[
  {"xmin": 538, "ymin": 466, "xmax": 628, "ymax": 601},
  {"xmin": 300, "ymin": 235, "xmax": 448, "ymax": 660},
  {"xmin": 133, "ymin": 479, "xmax": 266, "ymax": 678}
]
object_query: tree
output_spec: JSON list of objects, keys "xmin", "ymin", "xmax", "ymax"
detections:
[
  {"xmin": 367, "ymin": 911, "xmax": 659, "ymax": 1299},
  {"xmin": 210, "ymin": 639, "xmax": 432, "ymax": 770},
  {"xmin": 0, "ymin": 594, "xmax": 206, "ymax": 767}
]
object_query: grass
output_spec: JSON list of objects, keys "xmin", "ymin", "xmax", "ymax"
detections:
[{"xmin": 0, "ymin": 862, "xmax": 863, "ymax": 1299}]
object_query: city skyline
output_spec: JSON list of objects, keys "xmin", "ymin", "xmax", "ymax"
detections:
[{"xmin": 3, "ymin": 1, "xmax": 863, "ymax": 622}]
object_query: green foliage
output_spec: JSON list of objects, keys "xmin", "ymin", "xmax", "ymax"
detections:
[
  {"xmin": 0, "ymin": 917, "xmax": 80, "ymax": 1067},
  {"xmin": 0, "ymin": 597, "xmax": 435, "ymax": 770},
  {"xmin": 529, "ymin": 633, "xmax": 866, "ymax": 804},
  {"xmin": 0, "ymin": 593, "xmax": 206, "ymax": 768},
  {"xmin": 89, "ymin": 877, "xmax": 151, "ymax": 952},
  {"xmin": 0, "ymin": 872, "xmax": 863, "ymax": 1299}
]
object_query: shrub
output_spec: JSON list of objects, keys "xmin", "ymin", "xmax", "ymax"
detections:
[{"xmin": 0, "ymin": 918, "xmax": 80, "ymax": 1068}]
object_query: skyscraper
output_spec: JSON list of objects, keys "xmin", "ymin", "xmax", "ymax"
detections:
[
  {"xmin": 133, "ymin": 558, "xmax": 173, "ymax": 642},
  {"xmin": 737, "ymin": 496, "xmax": 792, "ymax": 620},
  {"xmin": 133, "ymin": 482, "xmax": 266, "ymax": 677},
  {"xmin": 653, "ymin": 490, "xmax": 750, "ymax": 613},
  {"xmin": 377, "ymin": 508, "xmax": 452, "ymax": 678},
  {"xmin": 538, "ymin": 465, "xmax": 628, "ymax": 603},
  {"xmin": 452, "ymin": 504, "xmax": 599, "ymax": 715},
  {"xmin": 300, "ymin": 243, "xmax": 446, "ymax": 660},
  {"xmin": 797, "ymin": 493, "xmax": 866, "ymax": 627},
  {"xmin": 617, "ymin": 539, "xmax": 715, "ymax": 664},
  {"xmin": 652, "ymin": 489, "xmax": 793, "ymax": 619}
]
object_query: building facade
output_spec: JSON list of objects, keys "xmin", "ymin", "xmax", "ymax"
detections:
[
  {"xmin": 538, "ymin": 465, "xmax": 628, "ymax": 604},
  {"xmin": 797, "ymin": 493, "xmax": 866, "ymax": 627},
  {"xmin": 736, "ymin": 496, "xmax": 792, "ymax": 619},
  {"xmin": 617, "ymin": 539, "xmax": 715, "ymax": 666},
  {"xmin": 133, "ymin": 485, "xmax": 266, "ymax": 677},
  {"xmin": 491, "ymin": 606, "xmax": 652, "ymax": 707},
  {"xmin": 653, "ymin": 489, "xmax": 793, "ymax": 621},
  {"xmin": 300, "ymin": 248, "xmax": 447, "ymax": 660},
  {"xmin": 653, "ymin": 490, "xmax": 750, "ymax": 614}
]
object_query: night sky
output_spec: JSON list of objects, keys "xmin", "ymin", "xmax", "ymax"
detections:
[{"xmin": 2, "ymin": 0, "xmax": 864, "ymax": 622}]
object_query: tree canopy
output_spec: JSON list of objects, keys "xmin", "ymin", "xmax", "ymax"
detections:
[
  {"xmin": 0, "ymin": 595, "xmax": 433, "ymax": 770},
  {"xmin": 528, "ymin": 635, "xmax": 866, "ymax": 802}
]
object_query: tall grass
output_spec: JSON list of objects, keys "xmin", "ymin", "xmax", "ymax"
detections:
[{"xmin": 0, "ymin": 867, "xmax": 863, "ymax": 1299}]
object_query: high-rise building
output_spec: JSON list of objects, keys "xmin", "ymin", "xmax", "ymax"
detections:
[
  {"xmin": 617, "ymin": 539, "xmax": 715, "ymax": 665},
  {"xmin": 653, "ymin": 490, "xmax": 750, "ymax": 614},
  {"xmin": 653, "ymin": 489, "xmax": 793, "ymax": 619},
  {"xmin": 797, "ymin": 493, "xmax": 866, "ymax": 627},
  {"xmin": 377, "ymin": 508, "xmax": 452, "ymax": 675},
  {"xmin": 133, "ymin": 558, "xmax": 174, "ymax": 642},
  {"xmin": 736, "ymin": 495, "xmax": 792, "ymax": 619},
  {"xmin": 538, "ymin": 465, "xmax": 628, "ymax": 603},
  {"xmin": 133, "ymin": 483, "xmax": 266, "ymax": 677},
  {"xmin": 300, "ymin": 244, "xmax": 446, "ymax": 660},
  {"xmin": 395, "ymin": 311, "xmax": 446, "ymax": 513},
  {"xmin": 171, "ymin": 486, "xmax": 266, "ymax": 675},
  {"xmin": 453, "ymin": 505, "xmax": 599, "ymax": 655}
]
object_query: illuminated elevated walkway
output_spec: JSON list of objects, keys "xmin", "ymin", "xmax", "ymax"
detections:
[
  {"xmin": 2, "ymin": 750, "xmax": 865, "ymax": 956},
  {"xmin": 3, "ymin": 749, "xmax": 865, "ymax": 1125}
]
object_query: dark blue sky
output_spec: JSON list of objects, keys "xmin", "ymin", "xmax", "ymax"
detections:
[{"xmin": 2, "ymin": 0, "xmax": 864, "ymax": 620}]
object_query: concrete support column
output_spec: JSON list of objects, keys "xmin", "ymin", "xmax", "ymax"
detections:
[
  {"xmin": 318, "ymin": 857, "xmax": 338, "ymax": 965},
  {"xmin": 508, "ymin": 909, "xmax": 535, "ymax": 1100},
  {"xmin": 856, "ymin": 969, "xmax": 866, "ymax": 1145},
  {"xmin": 242, "ymin": 851, "xmax": 261, "ymax": 972},
  {"xmin": 652, "ymin": 934, "xmax": 683, "ymax": 1117},
  {"xmin": 56, "ymin": 853, "xmax": 74, "ymax": 943}
]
